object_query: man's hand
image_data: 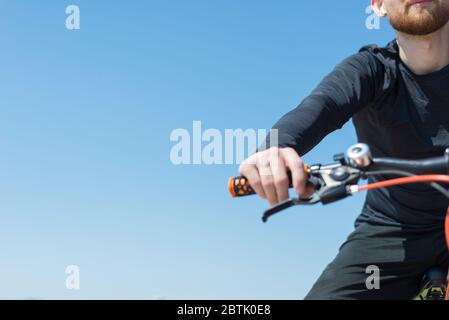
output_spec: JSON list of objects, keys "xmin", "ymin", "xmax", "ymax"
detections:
[{"xmin": 239, "ymin": 147, "xmax": 312, "ymax": 206}]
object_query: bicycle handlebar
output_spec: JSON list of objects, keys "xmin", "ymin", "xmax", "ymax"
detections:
[
  {"xmin": 228, "ymin": 144, "xmax": 449, "ymax": 222},
  {"xmin": 229, "ymin": 152, "xmax": 449, "ymax": 198},
  {"xmin": 368, "ymin": 156, "xmax": 449, "ymax": 175}
]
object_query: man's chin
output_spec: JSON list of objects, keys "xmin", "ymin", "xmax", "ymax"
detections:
[
  {"xmin": 388, "ymin": 1, "xmax": 449, "ymax": 36},
  {"xmin": 390, "ymin": 17, "xmax": 449, "ymax": 36}
]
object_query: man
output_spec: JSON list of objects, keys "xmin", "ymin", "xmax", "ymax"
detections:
[{"xmin": 239, "ymin": 0, "xmax": 449, "ymax": 299}]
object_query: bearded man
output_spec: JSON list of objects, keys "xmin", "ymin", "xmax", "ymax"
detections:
[{"xmin": 239, "ymin": 0, "xmax": 449, "ymax": 299}]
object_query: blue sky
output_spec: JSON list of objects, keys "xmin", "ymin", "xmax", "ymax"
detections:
[{"xmin": 0, "ymin": 1, "xmax": 395, "ymax": 299}]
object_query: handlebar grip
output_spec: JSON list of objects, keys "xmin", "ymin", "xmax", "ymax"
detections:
[
  {"xmin": 228, "ymin": 173, "xmax": 300, "ymax": 198},
  {"xmin": 228, "ymin": 176, "xmax": 256, "ymax": 197},
  {"xmin": 229, "ymin": 169, "xmax": 320, "ymax": 198}
]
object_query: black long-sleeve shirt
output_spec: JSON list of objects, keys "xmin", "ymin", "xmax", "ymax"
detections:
[{"xmin": 268, "ymin": 40, "xmax": 449, "ymax": 227}]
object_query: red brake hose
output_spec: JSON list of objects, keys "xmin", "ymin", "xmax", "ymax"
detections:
[{"xmin": 357, "ymin": 175, "xmax": 449, "ymax": 191}]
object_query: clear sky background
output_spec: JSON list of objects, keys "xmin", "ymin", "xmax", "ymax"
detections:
[{"xmin": 0, "ymin": 1, "xmax": 395, "ymax": 299}]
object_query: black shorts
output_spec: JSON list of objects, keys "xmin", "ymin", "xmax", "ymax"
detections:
[{"xmin": 304, "ymin": 215, "xmax": 449, "ymax": 300}]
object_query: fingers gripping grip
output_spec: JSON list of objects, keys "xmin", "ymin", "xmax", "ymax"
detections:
[{"xmin": 229, "ymin": 165, "xmax": 311, "ymax": 198}]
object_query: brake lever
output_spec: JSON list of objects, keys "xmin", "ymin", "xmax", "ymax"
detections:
[
  {"xmin": 262, "ymin": 195, "xmax": 320, "ymax": 223},
  {"xmin": 262, "ymin": 176, "xmax": 322, "ymax": 223},
  {"xmin": 261, "ymin": 163, "xmax": 362, "ymax": 223}
]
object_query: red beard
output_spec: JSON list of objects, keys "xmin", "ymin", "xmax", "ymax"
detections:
[{"xmin": 389, "ymin": 0, "xmax": 449, "ymax": 35}]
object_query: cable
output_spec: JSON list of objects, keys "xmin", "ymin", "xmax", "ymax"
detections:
[{"xmin": 361, "ymin": 170, "xmax": 449, "ymax": 200}]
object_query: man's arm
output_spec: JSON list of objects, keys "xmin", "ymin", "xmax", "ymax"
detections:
[
  {"xmin": 266, "ymin": 50, "xmax": 383, "ymax": 156},
  {"xmin": 240, "ymin": 50, "xmax": 384, "ymax": 206}
]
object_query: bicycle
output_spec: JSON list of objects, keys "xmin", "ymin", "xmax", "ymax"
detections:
[{"xmin": 228, "ymin": 143, "xmax": 449, "ymax": 300}]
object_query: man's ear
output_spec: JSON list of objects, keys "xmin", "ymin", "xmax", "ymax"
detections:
[{"xmin": 371, "ymin": 0, "xmax": 387, "ymax": 17}]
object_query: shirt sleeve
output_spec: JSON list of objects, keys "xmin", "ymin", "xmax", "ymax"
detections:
[{"xmin": 264, "ymin": 50, "xmax": 384, "ymax": 157}]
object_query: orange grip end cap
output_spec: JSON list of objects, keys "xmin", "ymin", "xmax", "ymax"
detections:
[{"xmin": 228, "ymin": 178, "xmax": 237, "ymax": 198}]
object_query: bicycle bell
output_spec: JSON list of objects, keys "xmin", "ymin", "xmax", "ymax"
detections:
[{"xmin": 346, "ymin": 143, "xmax": 372, "ymax": 168}]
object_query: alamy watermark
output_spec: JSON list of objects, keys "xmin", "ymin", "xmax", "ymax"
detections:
[
  {"xmin": 169, "ymin": 121, "xmax": 278, "ymax": 166},
  {"xmin": 66, "ymin": 5, "xmax": 80, "ymax": 30},
  {"xmin": 365, "ymin": 5, "xmax": 382, "ymax": 30},
  {"xmin": 65, "ymin": 265, "xmax": 81, "ymax": 290},
  {"xmin": 365, "ymin": 265, "xmax": 381, "ymax": 290}
]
